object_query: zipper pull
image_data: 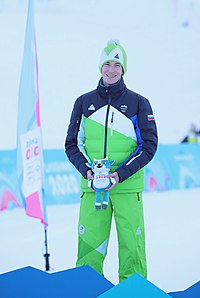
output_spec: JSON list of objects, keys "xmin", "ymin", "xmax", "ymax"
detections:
[{"xmin": 111, "ymin": 112, "xmax": 114, "ymax": 136}]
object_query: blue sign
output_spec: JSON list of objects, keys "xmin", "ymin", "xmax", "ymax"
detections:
[
  {"xmin": 1, "ymin": 144, "xmax": 200, "ymax": 209},
  {"xmin": 43, "ymin": 150, "xmax": 81, "ymax": 205},
  {"xmin": 144, "ymin": 144, "xmax": 200, "ymax": 192}
]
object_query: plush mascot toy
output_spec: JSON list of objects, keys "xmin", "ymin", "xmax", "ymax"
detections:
[{"xmin": 86, "ymin": 158, "xmax": 115, "ymax": 210}]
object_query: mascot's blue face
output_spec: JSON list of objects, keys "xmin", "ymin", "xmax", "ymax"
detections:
[{"xmin": 88, "ymin": 158, "xmax": 115, "ymax": 171}]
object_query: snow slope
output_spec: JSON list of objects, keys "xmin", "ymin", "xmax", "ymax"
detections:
[{"xmin": 1, "ymin": 188, "xmax": 200, "ymax": 293}]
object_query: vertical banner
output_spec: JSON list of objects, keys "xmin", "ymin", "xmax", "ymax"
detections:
[{"xmin": 16, "ymin": 0, "xmax": 47, "ymax": 225}]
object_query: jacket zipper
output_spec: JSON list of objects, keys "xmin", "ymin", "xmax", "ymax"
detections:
[
  {"xmin": 104, "ymin": 90, "xmax": 111, "ymax": 158},
  {"xmin": 111, "ymin": 112, "xmax": 114, "ymax": 136}
]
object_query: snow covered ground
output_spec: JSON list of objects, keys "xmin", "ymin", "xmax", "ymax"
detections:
[{"xmin": 1, "ymin": 188, "xmax": 200, "ymax": 293}]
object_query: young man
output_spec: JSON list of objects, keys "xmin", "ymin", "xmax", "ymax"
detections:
[{"xmin": 65, "ymin": 40, "xmax": 158, "ymax": 282}]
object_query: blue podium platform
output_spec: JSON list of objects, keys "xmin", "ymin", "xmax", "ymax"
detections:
[
  {"xmin": 98, "ymin": 273, "xmax": 171, "ymax": 298},
  {"xmin": 0, "ymin": 266, "xmax": 113, "ymax": 298},
  {"xmin": 169, "ymin": 280, "xmax": 200, "ymax": 298},
  {"xmin": 1, "ymin": 266, "xmax": 199, "ymax": 298}
]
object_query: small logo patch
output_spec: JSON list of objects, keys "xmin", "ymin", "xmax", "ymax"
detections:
[
  {"xmin": 114, "ymin": 54, "xmax": 119, "ymax": 59},
  {"xmin": 148, "ymin": 114, "xmax": 155, "ymax": 121},
  {"xmin": 120, "ymin": 105, "xmax": 128, "ymax": 113},
  {"xmin": 79, "ymin": 224, "xmax": 85, "ymax": 235},
  {"xmin": 136, "ymin": 228, "xmax": 142, "ymax": 235},
  {"xmin": 88, "ymin": 104, "xmax": 95, "ymax": 111}
]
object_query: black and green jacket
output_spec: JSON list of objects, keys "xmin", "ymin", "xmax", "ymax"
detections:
[{"xmin": 65, "ymin": 77, "xmax": 158, "ymax": 193}]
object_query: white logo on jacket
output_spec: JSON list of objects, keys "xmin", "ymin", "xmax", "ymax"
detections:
[
  {"xmin": 88, "ymin": 104, "xmax": 95, "ymax": 111},
  {"xmin": 79, "ymin": 224, "xmax": 85, "ymax": 235},
  {"xmin": 120, "ymin": 105, "xmax": 128, "ymax": 113}
]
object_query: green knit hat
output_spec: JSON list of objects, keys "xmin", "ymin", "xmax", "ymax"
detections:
[{"xmin": 99, "ymin": 39, "xmax": 127, "ymax": 74}]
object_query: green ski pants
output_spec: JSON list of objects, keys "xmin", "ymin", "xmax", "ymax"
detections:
[{"xmin": 76, "ymin": 192, "xmax": 147, "ymax": 282}]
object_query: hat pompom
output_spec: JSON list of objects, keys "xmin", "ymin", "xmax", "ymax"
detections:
[{"xmin": 107, "ymin": 39, "xmax": 120, "ymax": 46}]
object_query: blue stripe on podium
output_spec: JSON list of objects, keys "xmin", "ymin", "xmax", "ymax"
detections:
[
  {"xmin": 0, "ymin": 265, "xmax": 114, "ymax": 298},
  {"xmin": 169, "ymin": 280, "xmax": 200, "ymax": 298},
  {"xmin": 1, "ymin": 266, "xmax": 199, "ymax": 297}
]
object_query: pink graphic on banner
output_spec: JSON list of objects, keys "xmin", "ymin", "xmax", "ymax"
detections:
[
  {"xmin": 26, "ymin": 192, "xmax": 45, "ymax": 223},
  {"xmin": 36, "ymin": 100, "xmax": 40, "ymax": 127},
  {"xmin": 148, "ymin": 176, "xmax": 162, "ymax": 192},
  {"xmin": 0, "ymin": 190, "xmax": 21, "ymax": 211}
]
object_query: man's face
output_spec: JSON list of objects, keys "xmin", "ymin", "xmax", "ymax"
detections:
[{"xmin": 102, "ymin": 61, "xmax": 123, "ymax": 86}]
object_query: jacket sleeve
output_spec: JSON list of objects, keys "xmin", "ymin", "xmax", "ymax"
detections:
[
  {"xmin": 116, "ymin": 95, "xmax": 158, "ymax": 182},
  {"xmin": 65, "ymin": 96, "xmax": 91, "ymax": 178}
]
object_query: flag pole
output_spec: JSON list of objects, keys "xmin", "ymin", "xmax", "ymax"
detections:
[
  {"xmin": 32, "ymin": 0, "xmax": 51, "ymax": 272},
  {"xmin": 44, "ymin": 226, "xmax": 50, "ymax": 271},
  {"xmin": 17, "ymin": 0, "xmax": 51, "ymax": 272},
  {"xmin": 32, "ymin": 0, "xmax": 51, "ymax": 271}
]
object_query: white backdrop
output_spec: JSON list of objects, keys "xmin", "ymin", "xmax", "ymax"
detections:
[{"xmin": 0, "ymin": 0, "xmax": 200, "ymax": 149}]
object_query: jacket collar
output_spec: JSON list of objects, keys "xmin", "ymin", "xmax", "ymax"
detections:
[{"xmin": 97, "ymin": 77, "xmax": 126, "ymax": 99}]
